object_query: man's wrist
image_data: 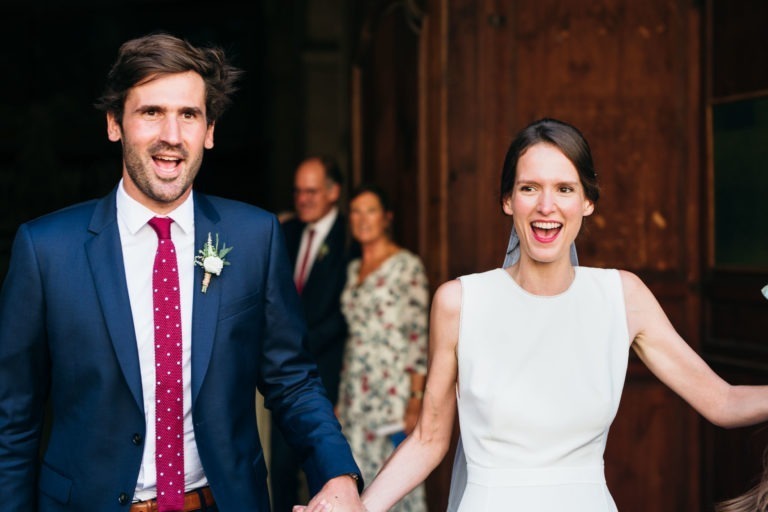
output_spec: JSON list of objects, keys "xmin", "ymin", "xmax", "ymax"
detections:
[{"xmin": 341, "ymin": 471, "xmax": 362, "ymax": 492}]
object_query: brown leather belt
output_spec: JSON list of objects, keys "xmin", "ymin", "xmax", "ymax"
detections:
[{"xmin": 130, "ymin": 486, "xmax": 215, "ymax": 512}]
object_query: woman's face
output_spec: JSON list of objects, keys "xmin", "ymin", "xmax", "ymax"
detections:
[
  {"xmin": 349, "ymin": 191, "xmax": 391, "ymax": 245},
  {"xmin": 502, "ymin": 143, "xmax": 594, "ymax": 264}
]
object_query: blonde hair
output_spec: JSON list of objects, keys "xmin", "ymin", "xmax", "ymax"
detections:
[{"xmin": 717, "ymin": 451, "xmax": 768, "ymax": 512}]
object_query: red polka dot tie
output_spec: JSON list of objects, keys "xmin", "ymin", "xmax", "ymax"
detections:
[{"xmin": 148, "ymin": 217, "xmax": 185, "ymax": 512}]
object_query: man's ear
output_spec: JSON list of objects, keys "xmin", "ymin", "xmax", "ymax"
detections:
[
  {"xmin": 328, "ymin": 183, "xmax": 341, "ymax": 203},
  {"xmin": 106, "ymin": 113, "xmax": 121, "ymax": 142},
  {"xmin": 204, "ymin": 122, "xmax": 215, "ymax": 149}
]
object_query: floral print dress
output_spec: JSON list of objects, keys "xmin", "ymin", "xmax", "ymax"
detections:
[{"xmin": 337, "ymin": 249, "xmax": 429, "ymax": 512}]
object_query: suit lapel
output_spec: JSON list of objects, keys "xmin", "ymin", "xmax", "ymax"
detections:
[
  {"xmin": 190, "ymin": 192, "xmax": 222, "ymax": 405},
  {"xmin": 85, "ymin": 189, "xmax": 144, "ymax": 411},
  {"xmin": 303, "ymin": 215, "xmax": 343, "ymax": 291},
  {"xmin": 284, "ymin": 219, "xmax": 304, "ymax": 267}
]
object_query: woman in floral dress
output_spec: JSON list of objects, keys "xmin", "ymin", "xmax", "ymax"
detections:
[{"xmin": 337, "ymin": 184, "xmax": 429, "ymax": 512}]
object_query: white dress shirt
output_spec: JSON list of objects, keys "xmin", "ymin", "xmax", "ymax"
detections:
[
  {"xmin": 115, "ymin": 180, "xmax": 208, "ymax": 499},
  {"xmin": 293, "ymin": 206, "xmax": 338, "ymax": 285}
]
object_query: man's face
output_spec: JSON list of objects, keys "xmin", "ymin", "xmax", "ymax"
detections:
[
  {"xmin": 107, "ymin": 71, "xmax": 214, "ymax": 214},
  {"xmin": 293, "ymin": 159, "xmax": 340, "ymax": 223}
]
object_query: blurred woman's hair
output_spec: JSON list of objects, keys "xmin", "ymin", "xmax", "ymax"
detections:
[
  {"xmin": 349, "ymin": 183, "xmax": 392, "ymax": 213},
  {"xmin": 716, "ymin": 449, "xmax": 768, "ymax": 512}
]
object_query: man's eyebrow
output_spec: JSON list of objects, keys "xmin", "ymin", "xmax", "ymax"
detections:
[
  {"xmin": 135, "ymin": 104, "xmax": 166, "ymax": 113},
  {"xmin": 180, "ymin": 106, "xmax": 204, "ymax": 116}
]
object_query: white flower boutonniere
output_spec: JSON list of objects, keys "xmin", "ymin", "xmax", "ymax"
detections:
[
  {"xmin": 762, "ymin": 284, "xmax": 768, "ymax": 300},
  {"xmin": 194, "ymin": 233, "xmax": 233, "ymax": 293},
  {"xmin": 317, "ymin": 243, "xmax": 330, "ymax": 261}
]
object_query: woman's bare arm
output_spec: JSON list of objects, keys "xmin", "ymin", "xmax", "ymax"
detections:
[
  {"xmin": 361, "ymin": 279, "xmax": 463, "ymax": 512},
  {"xmin": 623, "ymin": 270, "xmax": 768, "ymax": 428}
]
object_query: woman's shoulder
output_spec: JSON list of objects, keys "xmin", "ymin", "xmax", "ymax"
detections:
[
  {"xmin": 390, "ymin": 248, "xmax": 426, "ymax": 271},
  {"xmin": 577, "ymin": 266, "xmax": 632, "ymax": 284},
  {"xmin": 432, "ymin": 279, "xmax": 463, "ymax": 316},
  {"xmin": 393, "ymin": 247, "xmax": 420, "ymax": 262},
  {"xmin": 457, "ymin": 267, "xmax": 504, "ymax": 284},
  {"xmin": 579, "ymin": 266, "xmax": 650, "ymax": 302}
]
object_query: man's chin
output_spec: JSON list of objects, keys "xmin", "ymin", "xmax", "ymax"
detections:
[{"xmin": 297, "ymin": 213, "xmax": 316, "ymax": 223}]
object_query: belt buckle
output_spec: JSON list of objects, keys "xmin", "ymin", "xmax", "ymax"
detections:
[{"xmin": 130, "ymin": 500, "xmax": 156, "ymax": 512}]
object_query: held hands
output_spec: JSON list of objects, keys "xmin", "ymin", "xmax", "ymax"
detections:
[{"xmin": 293, "ymin": 475, "xmax": 367, "ymax": 512}]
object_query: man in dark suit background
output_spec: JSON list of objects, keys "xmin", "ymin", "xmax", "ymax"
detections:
[
  {"xmin": 270, "ymin": 156, "xmax": 356, "ymax": 511},
  {"xmin": 0, "ymin": 33, "xmax": 363, "ymax": 512}
]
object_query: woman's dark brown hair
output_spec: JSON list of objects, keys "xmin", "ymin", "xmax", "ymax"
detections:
[{"xmin": 499, "ymin": 118, "xmax": 600, "ymax": 210}]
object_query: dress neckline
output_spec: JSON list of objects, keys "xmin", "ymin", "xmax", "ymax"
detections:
[
  {"xmin": 497, "ymin": 266, "xmax": 581, "ymax": 299},
  {"xmin": 353, "ymin": 249, "xmax": 407, "ymax": 287}
]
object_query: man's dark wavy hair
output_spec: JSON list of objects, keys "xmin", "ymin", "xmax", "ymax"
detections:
[{"xmin": 94, "ymin": 32, "xmax": 243, "ymax": 126}]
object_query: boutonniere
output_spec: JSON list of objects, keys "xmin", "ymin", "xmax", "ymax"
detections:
[
  {"xmin": 317, "ymin": 242, "xmax": 330, "ymax": 261},
  {"xmin": 762, "ymin": 284, "xmax": 768, "ymax": 300},
  {"xmin": 194, "ymin": 233, "xmax": 233, "ymax": 293}
]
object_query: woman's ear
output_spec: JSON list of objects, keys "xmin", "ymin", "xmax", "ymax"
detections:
[
  {"xmin": 583, "ymin": 199, "xmax": 595, "ymax": 217},
  {"xmin": 502, "ymin": 194, "xmax": 514, "ymax": 216}
]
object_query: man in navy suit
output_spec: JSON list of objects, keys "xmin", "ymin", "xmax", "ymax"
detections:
[
  {"xmin": 270, "ymin": 156, "xmax": 357, "ymax": 511},
  {"xmin": 0, "ymin": 33, "xmax": 363, "ymax": 512}
]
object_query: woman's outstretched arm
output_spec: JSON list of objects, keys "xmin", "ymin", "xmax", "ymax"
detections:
[
  {"xmin": 361, "ymin": 279, "xmax": 463, "ymax": 512},
  {"xmin": 623, "ymin": 270, "xmax": 768, "ymax": 428}
]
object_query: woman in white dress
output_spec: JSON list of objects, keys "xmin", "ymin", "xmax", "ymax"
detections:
[{"xmin": 296, "ymin": 118, "xmax": 768, "ymax": 512}]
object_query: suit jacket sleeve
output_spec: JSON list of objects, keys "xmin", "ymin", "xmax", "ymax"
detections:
[
  {"xmin": 257, "ymin": 215, "xmax": 361, "ymax": 492},
  {"xmin": 0, "ymin": 224, "xmax": 50, "ymax": 510}
]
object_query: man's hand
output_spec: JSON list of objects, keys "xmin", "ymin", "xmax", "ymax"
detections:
[{"xmin": 293, "ymin": 474, "xmax": 367, "ymax": 512}]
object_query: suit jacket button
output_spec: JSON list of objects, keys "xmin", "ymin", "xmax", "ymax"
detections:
[
  {"xmin": 132, "ymin": 433, "xmax": 143, "ymax": 445},
  {"xmin": 118, "ymin": 492, "xmax": 130, "ymax": 505}
]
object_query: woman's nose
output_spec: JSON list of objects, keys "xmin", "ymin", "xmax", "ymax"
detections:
[{"xmin": 537, "ymin": 191, "xmax": 556, "ymax": 214}]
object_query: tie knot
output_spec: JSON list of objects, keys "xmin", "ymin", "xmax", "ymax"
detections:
[{"xmin": 148, "ymin": 217, "xmax": 173, "ymax": 240}]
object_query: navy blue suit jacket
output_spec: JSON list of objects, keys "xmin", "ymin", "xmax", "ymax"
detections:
[{"xmin": 0, "ymin": 189, "xmax": 360, "ymax": 511}]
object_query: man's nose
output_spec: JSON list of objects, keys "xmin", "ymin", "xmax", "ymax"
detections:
[{"xmin": 159, "ymin": 116, "xmax": 182, "ymax": 145}]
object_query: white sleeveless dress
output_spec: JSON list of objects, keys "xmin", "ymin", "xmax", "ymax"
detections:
[{"xmin": 454, "ymin": 267, "xmax": 630, "ymax": 511}]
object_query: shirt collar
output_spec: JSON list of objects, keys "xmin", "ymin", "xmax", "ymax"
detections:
[
  {"xmin": 307, "ymin": 206, "xmax": 338, "ymax": 235},
  {"xmin": 116, "ymin": 178, "xmax": 195, "ymax": 235}
]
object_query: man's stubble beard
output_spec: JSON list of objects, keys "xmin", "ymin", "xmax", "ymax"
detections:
[{"xmin": 122, "ymin": 140, "xmax": 202, "ymax": 205}]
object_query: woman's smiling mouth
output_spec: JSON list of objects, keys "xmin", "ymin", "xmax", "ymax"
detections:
[{"xmin": 531, "ymin": 220, "xmax": 562, "ymax": 242}]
